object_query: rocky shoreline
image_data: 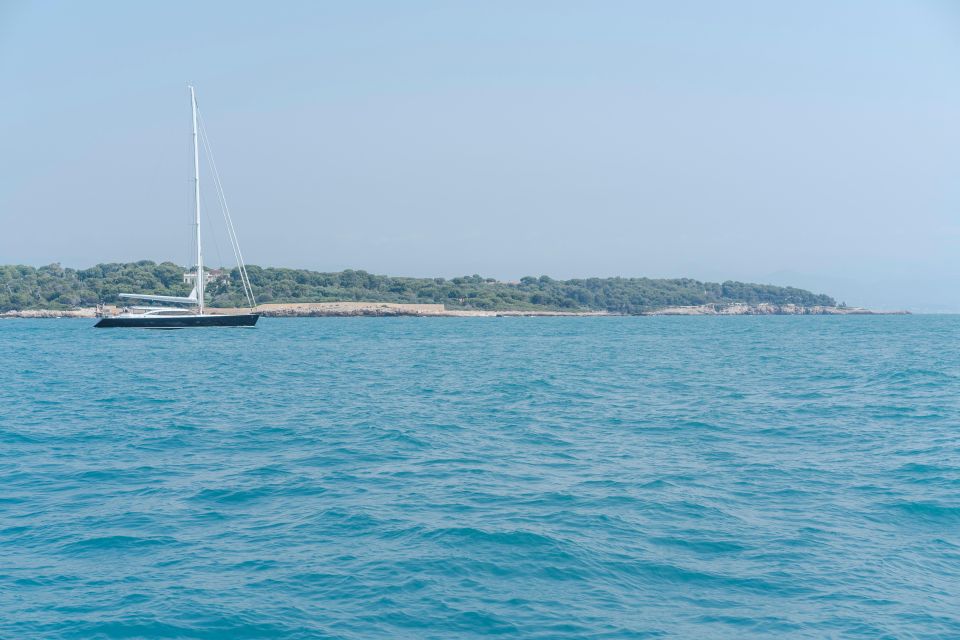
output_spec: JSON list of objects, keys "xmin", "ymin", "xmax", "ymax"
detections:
[
  {"xmin": 1, "ymin": 302, "xmax": 908, "ymax": 318},
  {"xmin": 640, "ymin": 303, "xmax": 908, "ymax": 316},
  {"xmin": 1, "ymin": 309, "xmax": 101, "ymax": 318}
]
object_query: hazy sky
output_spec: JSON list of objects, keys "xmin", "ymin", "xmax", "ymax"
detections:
[{"xmin": 2, "ymin": 1, "xmax": 960, "ymax": 310}]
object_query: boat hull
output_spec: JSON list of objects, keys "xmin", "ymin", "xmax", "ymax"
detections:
[{"xmin": 94, "ymin": 313, "xmax": 260, "ymax": 329}]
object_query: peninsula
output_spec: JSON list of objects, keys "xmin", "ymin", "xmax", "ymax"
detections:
[{"xmin": 0, "ymin": 262, "xmax": 900, "ymax": 317}]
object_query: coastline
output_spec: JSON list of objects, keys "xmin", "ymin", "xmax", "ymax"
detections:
[
  {"xmin": 641, "ymin": 303, "xmax": 908, "ymax": 316},
  {"xmin": 0, "ymin": 302, "xmax": 908, "ymax": 318}
]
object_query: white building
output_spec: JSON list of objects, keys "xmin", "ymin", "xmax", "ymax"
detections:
[{"xmin": 183, "ymin": 268, "xmax": 229, "ymax": 285}]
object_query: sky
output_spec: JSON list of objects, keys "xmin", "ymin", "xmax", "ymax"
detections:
[{"xmin": 2, "ymin": 1, "xmax": 960, "ymax": 311}]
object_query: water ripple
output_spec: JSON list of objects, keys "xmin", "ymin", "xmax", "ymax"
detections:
[{"xmin": 1, "ymin": 316, "xmax": 960, "ymax": 638}]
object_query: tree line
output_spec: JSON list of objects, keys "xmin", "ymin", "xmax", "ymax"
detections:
[{"xmin": 0, "ymin": 262, "xmax": 837, "ymax": 313}]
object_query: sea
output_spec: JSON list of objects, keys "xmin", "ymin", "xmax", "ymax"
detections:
[{"xmin": 1, "ymin": 316, "xmax": 959, "ymax": 639}]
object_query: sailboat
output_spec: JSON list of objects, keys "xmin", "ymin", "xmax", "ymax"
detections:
[{"xmin": 95, "ymin": 87, "xmax": 259, "ymax": 328}]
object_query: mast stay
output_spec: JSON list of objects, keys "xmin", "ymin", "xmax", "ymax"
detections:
[{"xmin": 197, "ymin": 112, "xmax": 256, "ymax": 309}]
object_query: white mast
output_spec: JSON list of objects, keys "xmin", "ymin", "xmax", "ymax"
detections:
[{"xmin": 189, "ymin": 85, "xmax": 204, "ymax": 314}]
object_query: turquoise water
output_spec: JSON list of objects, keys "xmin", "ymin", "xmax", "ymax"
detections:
[{"xmin": 2, "ymin": 317, "xmax": 959, "ymax": 639}]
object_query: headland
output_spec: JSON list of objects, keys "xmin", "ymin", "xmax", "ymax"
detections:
[
  {"xmin": 1, "ymin": 301, "xmax": 905, "ymax": 319},
  {"xmin": 0, "ymin": 262, "xmax": 908, "ymax": 317}
]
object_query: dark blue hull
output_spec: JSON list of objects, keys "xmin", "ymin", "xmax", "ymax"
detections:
[{"xmin": 95, "ymin": 314, "xmax": 259, "ymax": 329}]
